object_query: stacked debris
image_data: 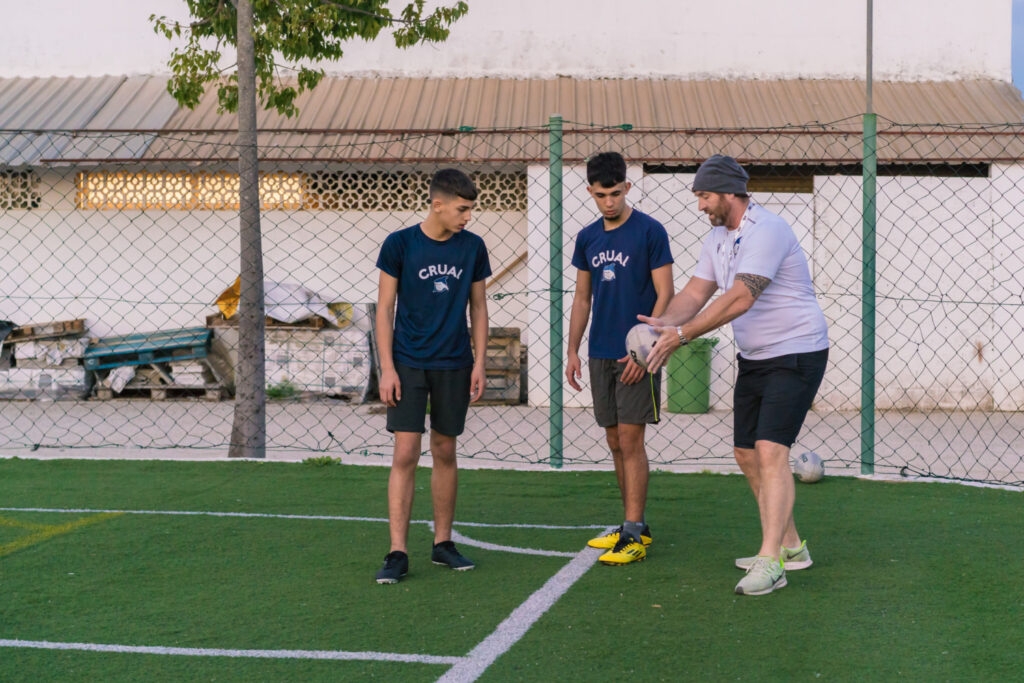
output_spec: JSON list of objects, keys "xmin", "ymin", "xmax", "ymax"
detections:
[{"xmin": 0, "ymin": 319, "xmax": 92, "ymax": 400}]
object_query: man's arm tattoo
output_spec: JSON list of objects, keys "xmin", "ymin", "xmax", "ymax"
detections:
[{"xmin": 736, "ymin": 273, "xmax": 771, "ymax": 300}]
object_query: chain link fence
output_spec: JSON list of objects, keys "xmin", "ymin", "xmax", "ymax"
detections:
[{"xmin": 2, "ymin": 120, "xmax": 1024, "ymax": 486}]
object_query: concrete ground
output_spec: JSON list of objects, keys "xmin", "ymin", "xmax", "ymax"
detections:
[{"xmin": 2, "ymin": 399, "xmax": 1023, "ymax": 486}]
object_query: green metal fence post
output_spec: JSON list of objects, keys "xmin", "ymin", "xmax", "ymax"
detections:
[
  {"xmin": 861, "ymin": 112, "xmax": 877, "ymax": 475},
  {"xmin": 549, "ymin": 114, "xmax": 564, "ymax": 469}
]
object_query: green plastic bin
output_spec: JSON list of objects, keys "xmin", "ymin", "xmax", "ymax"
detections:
[{"xmin": 666, "ymin": 337, "xmax": 719, "ymax": 414}]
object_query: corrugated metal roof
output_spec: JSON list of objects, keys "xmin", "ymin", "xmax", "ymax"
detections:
[
  {"xmin": 2, "ymin": 76, "xmax": 1023, "ymax": 164},
  {"xmin": 0, "ymin": 75, "xmax": 177, "ymax": 164},
  {"xmin": 158, "ymin": 77, "xmax": 1024, "ymax": 130},
  {"xmin": 148, "ymin": 77, "xmax": 1024, "ymax": 164}
]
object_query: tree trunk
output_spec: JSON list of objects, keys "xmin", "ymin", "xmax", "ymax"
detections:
[{"xmin": 228, "ymin": 0, "xmax": 266, "ymax": 458}]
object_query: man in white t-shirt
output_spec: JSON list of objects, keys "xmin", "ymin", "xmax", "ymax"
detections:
[{"xmin": 642, "ymin": 155, "xmax": 829, "ymax": 596}]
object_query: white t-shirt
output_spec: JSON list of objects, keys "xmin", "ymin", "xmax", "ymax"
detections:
[{"xmin": 694, "ymin": 202, "xmax": 829, "ymax": 360}]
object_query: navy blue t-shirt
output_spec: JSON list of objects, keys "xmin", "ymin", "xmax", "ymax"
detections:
[
  {"xmin": 376, "ymin": 225, "xmax": 492, "ymax": 370},
  {"xmin": 571, "ymin": 209, "xmax": 673, "ymax": 359}
]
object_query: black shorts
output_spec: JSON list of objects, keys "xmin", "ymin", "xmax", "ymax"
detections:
[
  {"xmin": 588, "ymin": 358, "xmax": 661, "ymax": 428},
  {"xmin": 386, "ymin": 363, "xmax": 472, "ymax": 437},
  {"xmin": 733, "ymin": 348, "xmax": 828, "ymax": 449}
]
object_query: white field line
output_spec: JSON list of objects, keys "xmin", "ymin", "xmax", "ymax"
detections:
[
  {"xmin": 1, "ymin": 508, "xmax": 609, "ymax": 679},
  {"xmin": 451, "ymin": 529, "xmax": 577, "ymax": 558},
  {"xmin": 0, "ymin": 507, "xmax": 607, "ymax": 530},
  {"xmin": 438, "ymin": 537, "xmax": 609, "ymax": 683},
  {"xmin": 0, "ymin": 639, "xmax": 464, "ymax": 665}
]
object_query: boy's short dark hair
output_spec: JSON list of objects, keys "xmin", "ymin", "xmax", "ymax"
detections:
[
  {"xmin": 586, "ymin": 152, "xmax": 627, "ymax": 188},
  {"xmin": 430, "ymin": 168, "xmax": 478, "ymax": 201}
]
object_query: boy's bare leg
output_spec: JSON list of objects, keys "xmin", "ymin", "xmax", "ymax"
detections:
[
  {"xmin": 429, "ymin": 429, "xmax": 458, "ymax": 544},
  {"xmin": 605, "ymin": 426, "xmax": 627, "ymax": 510},
  {"xmin": 616, "ymin": 423, "xmax": 649, "ymax": 523},
  {"xmin": 387, "ymin": 431, "xmax": 423, "ymax": 552}
]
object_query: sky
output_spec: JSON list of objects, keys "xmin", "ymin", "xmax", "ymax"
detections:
[{"xmin": 1015, "ymin": 0, "xmax": 1024, "ymax": 93}]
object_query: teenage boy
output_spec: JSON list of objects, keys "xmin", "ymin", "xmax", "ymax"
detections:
[
  {"xmin": 566, "ymin": 152, "xmax": 674, "ymax": 565},
  {"xmin": 374, "ymin": 168, "xmax": 491, "ymax": 584}
]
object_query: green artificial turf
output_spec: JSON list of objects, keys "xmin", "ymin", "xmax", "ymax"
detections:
[{"xmin": 1, "ymin": 459, "xmax": 1022, "ymax": 682}]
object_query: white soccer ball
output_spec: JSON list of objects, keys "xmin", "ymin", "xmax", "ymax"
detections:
[
  {"xmin": 793, "ymin": 451, "xmax": 825, "ymax": 483},
  {"xmin": 625, "ymin": 323, "xmax": 660, "ymax": 371}
]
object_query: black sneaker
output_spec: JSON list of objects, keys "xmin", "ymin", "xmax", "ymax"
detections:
[
  {"xmin": 431, "ymin": 540, "xmax": 475, "ymax": 571},
  {"xmin": 375, "ymin": 550, "xmax": 409, "ymax": 584}
]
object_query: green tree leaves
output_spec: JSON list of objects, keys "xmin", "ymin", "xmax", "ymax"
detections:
[{"xmin": 152, "ymin": 0, "xmax": 469, "ymax": 116}]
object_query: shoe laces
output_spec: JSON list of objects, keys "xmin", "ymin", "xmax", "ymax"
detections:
[
  {"xmin": 611, "ymin": 535, "xmax": 639, "ymax": 552},
  {"xmin": 748, "ymin": 555, "xmax": 781, "ymax": 577},
  {"xmin": 383, "ymin": 551, "xmax": 405, "ymax": 568}
]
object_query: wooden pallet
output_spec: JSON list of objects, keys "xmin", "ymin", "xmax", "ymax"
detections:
[
  {"xmin": 95, "ymin": 385, "xmax": 225, "ymax": 401},
  {"xmin": 8, "ymin": 319, "xmax": 86, "ymax": 343},
  {"xmin": 15, "ymin": 357, "xmax": 81, "ymax": 369},
  {"xmin": 92, "ymin": 358, "xmax": 229, "ymax": 401},
  {"xmin": 206, "ymin": 313, "xmax": 326, "ymax": 329},
  {"xmin": 482, "ymin": 327, "xmax": 521, "ymax": 404},
  {"xmin": 84, "ymin": 328, "xmax": 211, "ymax": 370}
]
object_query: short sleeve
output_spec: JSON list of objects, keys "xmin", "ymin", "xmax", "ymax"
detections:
[
  {"xmin": 693, "ymin": 236, "xmax": 717, "ymax": 282},
  {"xmin": 376, "ymin": 232, "xmax": 402, "ymax": 278},
  {"xmin": 571, "ymin": 230, "xmax": 589, "ymax": 271},
  {"xmin": 734, "ymin": 222, "xmax": 789, "ymax": 280},
  {"xmin": 647, "ymin": 221, "xmax": 673, "ymax": 270},
  {"xmin": 472, "ymin": 237, "xmax": 492, "ymax": 282}
]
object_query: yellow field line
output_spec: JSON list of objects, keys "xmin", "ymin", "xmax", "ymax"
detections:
[
  {"xmin": 0, "ymin": 516, "xmax": 52, "ymax": 531},
  {"xmin": 0, "ymin": 512, "xmax": 124, "ymax": 558}
]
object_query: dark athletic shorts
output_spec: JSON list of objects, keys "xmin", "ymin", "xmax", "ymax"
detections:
[
  {"xmin": 733, "ymin": 348, "xmax": 829, "ymax": 449},
  {"xmin": 588, "ymin": 357, "xmax": 661, "ymax": 428},
  {"xmin": 386, "ymin": 363, "xmax": 472, "ymax": 437}
]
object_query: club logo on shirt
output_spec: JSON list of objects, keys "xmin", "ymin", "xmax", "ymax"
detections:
[
  {"xmin": 591, "ymin": 250, "xmax": 630, "ymax": 270},
  {"xmin": 592, "ymin": 250, "xmax": 628, "ymax": 282},
  {"xmin": 419, "ymin": 264, "xmax": 463, "ymax": 294}
]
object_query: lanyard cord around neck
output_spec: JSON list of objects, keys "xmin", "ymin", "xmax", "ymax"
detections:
[{"xmin": 718, "ymin": 202, "xmax": 753, "ymax": 284}]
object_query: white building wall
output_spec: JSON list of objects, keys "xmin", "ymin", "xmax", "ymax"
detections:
[
  {"xmin": 0, "ymin": 0, "xmax": 1010, "ymax": 82},
  {"xmin": 988, "ymin": 163, "xmax": 1024, "ymax": 410},
  {"xmin": 872, "ymin": 175, "xmax": 994, "ymax": 410},
  {"xmin": 814, "ymin": 172, "xmax": 1004, "ymax": 412},
  {"xmin": 0, "ymin": 170, "xmax": 528, "ymax": 340},
  {"xmin": 6, "ymin": 164, "xmax": 1024, "ymax": 413},
  {"xmin": 526, "ymin": 168, "xmax": 1011, "ymax": 412},
  {"xmin": 813, "ymin": 175, "xmax": 864, "ymax": 412}
]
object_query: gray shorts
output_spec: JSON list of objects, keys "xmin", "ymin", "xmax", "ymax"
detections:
[
  {"xmin": 386, "ymin": 363, "xmax": 472, "ymax": 437},
  {"xmin": 588, "ymin": 357, "xmax": 661, "ymax": 428}
]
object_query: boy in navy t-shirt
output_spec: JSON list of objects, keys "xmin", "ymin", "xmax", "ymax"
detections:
[
  {"xmin": 566, "ymin": 152, "xmax": 674, "ymax": 565},
  {"xmin": 373, "ymin": 169, "xmax": 492, "ymax": 584}
]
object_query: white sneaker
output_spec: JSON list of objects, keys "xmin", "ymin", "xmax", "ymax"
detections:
[
  {"xmin": 734, "ymin": 556, "xmax": 787, "ymax": 596},
  {"xmin": 736, "ymin": 540, "xmax": 812, "ymax": 571}
]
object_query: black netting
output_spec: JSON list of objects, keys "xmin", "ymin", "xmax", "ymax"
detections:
[{"xmin": 2, "ymin": 120, "xmax": 1023, "ymax": 486}]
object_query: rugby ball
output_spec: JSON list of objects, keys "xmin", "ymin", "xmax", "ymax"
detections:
[
  {"xmin": 625, "ymin": 323, "xmax": 660, "ymax": 371},
  {"xmin": 794, "ymin": 451, "xmax": 825, "ymax": 483}
]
